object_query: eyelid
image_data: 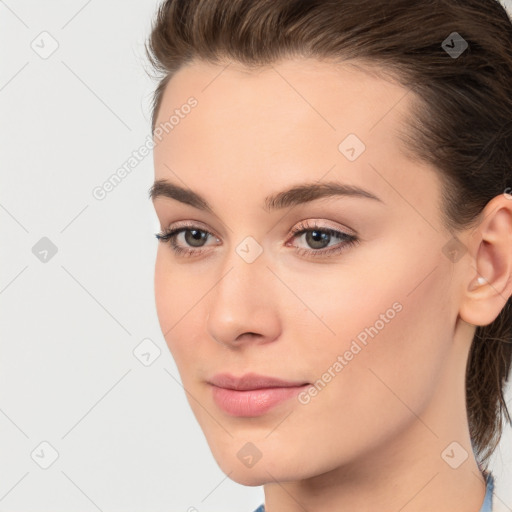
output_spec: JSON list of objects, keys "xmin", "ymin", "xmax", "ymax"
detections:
[
  {"xmin": 288, "ymin": 218, "xmax": 357, "ymax": 238},
  {"xmin": 163, "ymin": 220, "xmax": 220, "ymax": 238}
]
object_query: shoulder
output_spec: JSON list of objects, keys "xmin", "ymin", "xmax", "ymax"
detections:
[{"xmin": 251, "ymin": 505, "xmax": 265, "ymax": 512}]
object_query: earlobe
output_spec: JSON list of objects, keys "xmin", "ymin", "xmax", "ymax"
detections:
[{"xmin": 459, "ymin": 195, "xmax": 512, "ymax": 327}]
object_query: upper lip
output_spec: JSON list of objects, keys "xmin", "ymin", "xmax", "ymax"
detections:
[{"xmin": 208, "ymin": 372, "xmax": 309, "ymax": 391}]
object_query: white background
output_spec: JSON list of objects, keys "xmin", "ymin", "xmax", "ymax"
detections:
[{"xmin": 1, "ymin": 1, "xmax": 511, "ymax": 511}]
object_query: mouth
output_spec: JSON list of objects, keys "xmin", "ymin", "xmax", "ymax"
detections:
[
  {"xmin": 207, "ymin": 372, "xmax": 311, "ymax": 417},
  {"xmin": 207, "ymin": 372, "xmax": 310, "ymax": 391}
]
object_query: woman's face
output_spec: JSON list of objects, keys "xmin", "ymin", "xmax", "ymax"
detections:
[{"xmin": 151, "ymin": 58, "xmax": 470, "ymax": 485}]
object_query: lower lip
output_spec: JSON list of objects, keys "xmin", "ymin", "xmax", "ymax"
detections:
[{"xmin": 210, "ymin": 384, "xmax": 310, "ymax": 417}]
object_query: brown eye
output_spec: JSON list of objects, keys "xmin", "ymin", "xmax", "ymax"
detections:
[
  {"xmin": 155, "ymin": 224, "xmax": 219, "ymax": 257},
  {"xmin": 303, "ymin": 229, "xmax": 332, "ymax": 250},
  {"xmin": 183, "ymin": 229, "xmax": 209, "ymax": 247},
  {"xmin": 288, "ymin": 221, "xmax": 360, "ymax": 258}
]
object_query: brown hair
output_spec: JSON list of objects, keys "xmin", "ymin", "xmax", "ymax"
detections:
[{"xmin": 145, "ymin": 0, "xmax": 512, "ymax": 467}]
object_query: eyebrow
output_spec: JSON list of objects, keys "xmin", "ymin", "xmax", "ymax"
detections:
[{"xmin": 148, "ymin": 179, "xmax": 384, "ymax": 213}]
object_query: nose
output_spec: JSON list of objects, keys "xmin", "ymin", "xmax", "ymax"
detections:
[{"xmin": 206, "ymin": 244, "xmax": 281, "ymax": 348}]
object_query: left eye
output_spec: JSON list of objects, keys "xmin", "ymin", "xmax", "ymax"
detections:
[{"xmin": 287, "ymin": 223, "xmax": 359, "ymax": 257}]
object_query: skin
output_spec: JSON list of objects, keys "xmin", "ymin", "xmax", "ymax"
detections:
[{"xmin": 150, "ymin": 57, "xmax": 512, "ymax": 512}]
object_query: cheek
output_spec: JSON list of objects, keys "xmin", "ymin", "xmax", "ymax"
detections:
[
  {"xmin": 154, "ymin": 249, "xmax": 223, "ymax": 382},
  {"xmin": 154, "ymin": 250, "xmax": 175, "ymax": 334},
  {"xmin": 293, "ymin": 248, "xmax": 454, "ymax": 438},
  {"xmin": 154, "ymin": 247, "xmax": 206, "ymax": 326},
  {"xmin": 154, "ymin": 250, "xmax": 199, "ymax": 361}
]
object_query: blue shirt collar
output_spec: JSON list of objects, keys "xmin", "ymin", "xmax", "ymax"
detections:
[{"xmin": 480, "ymin": 471, "xmax": 494, "ymax": 512}]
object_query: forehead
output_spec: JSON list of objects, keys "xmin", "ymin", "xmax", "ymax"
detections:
[
  {"xmin": 152, "ymin": 57, "xmax": 440, "ymax": 218},
  {"xmin": 155, "ymin": 57, "xmax": 409, "ymax": 134}
]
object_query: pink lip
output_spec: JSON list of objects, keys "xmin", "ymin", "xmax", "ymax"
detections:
[{"xmin": 208, "ymin": 372, "xmax": 310, "ymax": 417}]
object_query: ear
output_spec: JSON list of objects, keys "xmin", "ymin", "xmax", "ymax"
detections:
[{"xmin": 459, "ymin": 192, "xmax": 512, "ymax": 327}]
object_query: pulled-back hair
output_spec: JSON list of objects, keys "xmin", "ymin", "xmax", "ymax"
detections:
[{"xmin": 145, "ymin": 0, "xmax": 512, "ymax": 467}]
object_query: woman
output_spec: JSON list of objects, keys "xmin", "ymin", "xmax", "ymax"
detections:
[{"xmin": 145, "ymin": 1, "xmax": 512, "ymax": 510}]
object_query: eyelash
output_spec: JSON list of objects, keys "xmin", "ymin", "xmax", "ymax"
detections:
[{"xmin": 154, "ymin": 220, "xmax": 360, "ymax": 259}]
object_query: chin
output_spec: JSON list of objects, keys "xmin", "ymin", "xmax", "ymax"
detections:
[
  {"xmin": 210, "ymin": 450, "xmax": 270, "ymax": 486},
  {"xmin": 213, "ymin": 450, "xmax": 305, "ymax": 487},
  {"xmin": 227, "ymin": 469, "xmax": 270, "ymax": 487}
]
